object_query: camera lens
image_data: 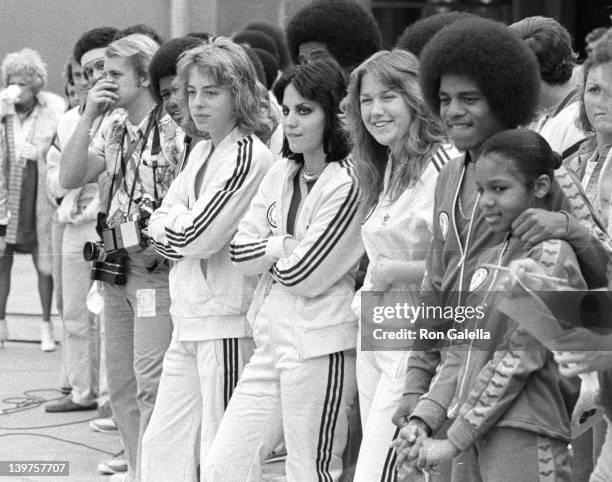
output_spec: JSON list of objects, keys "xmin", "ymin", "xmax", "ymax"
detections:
[{"xmin": 83, "ymin": 242, "xmax": 96, "ymax": 261}]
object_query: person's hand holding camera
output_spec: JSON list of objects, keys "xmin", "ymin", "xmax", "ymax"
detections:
[{"xmin": 83, "ymin": 79, "xmax": 118, "ymax": 121}]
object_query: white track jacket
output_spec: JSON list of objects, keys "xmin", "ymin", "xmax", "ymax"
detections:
[
  {"xmin": 148, "ymin": 128, "xmax": 273, "ymax": 340},
  {"xmin": 230, "ymin": 158, "xmax": 365, "ymax": 359}
]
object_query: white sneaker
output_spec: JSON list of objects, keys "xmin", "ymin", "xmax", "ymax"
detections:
[
  {"xmin": 89, "ymin": 417, "xmax": 118, "ymax": 433},
  {"xmin": 109, "ymin": 473, "xmax": 130, "ymax": 482},
  {"xmin": 0, "ymin": 319, "xmax": 8, "ymax": 347},
  {"xmin": 40, "ymin": 321, "xmax": 56, "ymax": 352},
  {"xmin": 97, "ymin": 457, "xmax": 128, "ymax": 474}
]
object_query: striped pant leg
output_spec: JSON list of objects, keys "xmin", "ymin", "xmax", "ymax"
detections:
[
  {"xmin": 203, "ymin": 342, "xmax": 282, "ymax": 482},
  {"xmin": 475, "ymin": 427, "xmax": 572, "ymax": 482},
  {"xmin": 199, "ymin": 337, "xmax": 256, "ymax": 460},
  {"xmin": 281, "ymin": 350, "xmax": 357, "ymax": 482},
  {"xmin": 141, "ymin": 337, "xmax": 254, "ymax": 481},
  {"xmin": 354, "ymin": 350, "xmax": 410, "ymax": 482}
]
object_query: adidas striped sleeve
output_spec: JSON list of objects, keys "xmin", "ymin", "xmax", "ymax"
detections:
[{"xmin": 270, "ymin": 162, "xmax": 363, "ymax": 297}]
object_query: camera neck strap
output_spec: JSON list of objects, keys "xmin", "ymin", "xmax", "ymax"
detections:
[{"xmin": 106, "ymin": 104, "xmax": 162, "ymax": 219}]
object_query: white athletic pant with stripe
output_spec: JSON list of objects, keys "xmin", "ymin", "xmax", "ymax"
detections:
[
  {"xmin": 354, "ymin": 349, "xmax": 410, "ymax": 482},
  {"xmin": 204, "ymin": 345, "xmax": 357, "ymax": 481},
  {"xmin": 140, "ymin": 336, "xmax": 254, "ymax": 482}
]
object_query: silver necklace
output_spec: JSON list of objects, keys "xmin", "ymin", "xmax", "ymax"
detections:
[{"xmin": 301, "ymin": 163, "xmax": 326, "ymax": 182}]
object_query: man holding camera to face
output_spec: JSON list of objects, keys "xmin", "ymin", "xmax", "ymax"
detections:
[{"xmin": 60, "ymin": 33, "xmax": 183, "ymax": 482}]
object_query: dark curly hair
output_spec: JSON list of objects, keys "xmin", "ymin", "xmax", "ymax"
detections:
[
  {"xmin": 73, "ymin": 27, "xmax": 120, "ymax": 64},
  {"xmin": 286, "ymin": 0, "xmax": 382, "ymax": 71},
  {"xmin": 253, "ymin": 48, "xmax": 279, "ymax": 90},
  {"xmin": 272, "ymin": 57, "xmax": 350, "ymax": 163},
  {"xmin": 149, "ymin": 36, "xmax": 202, "ymax": 103},
  {"xmin": 420, "ymin": 17, "xmax": 540, "ymax": 128},
  {"xmin": 396, "ymin": 11, "xmax": 475, "ymax": 57},
  {"xmin": 241, "ymin": 45, "xmax": 267, "ymax": 87},
  {"xmin": 185, "ymin": 32, "xmax": 213, "ymax": 41},
  {"xmin": 509, "ymin": 16, "xmax": 576, "ymax": 85},
  {"xmin": 116, "ymin": 24, "xmax": 164, "ymax": 46},
  {"xmin": 244, "ymin": 21, "xmax": 291, "ymax": 70},
  {"xmin": 233, "ymin": 30, "xmax": 278, "ymax": 62}
]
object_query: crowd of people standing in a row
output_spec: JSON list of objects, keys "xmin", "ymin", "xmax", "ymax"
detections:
[{"xmin": 1, "ymin": 1, "xmax": 612, "ymax": 481}]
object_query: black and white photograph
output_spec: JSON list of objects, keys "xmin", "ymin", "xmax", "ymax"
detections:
[{"xmin": 1, "ymin": 0, "xmax": 612, "ymax": 480}]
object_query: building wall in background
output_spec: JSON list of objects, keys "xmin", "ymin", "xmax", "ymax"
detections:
[
  {"xmin": 2, "ymin": 0, "xmax": 586, "ymax": 97},
  {"xmin": 0, "ymin": 0, "xmax": 370, "ymax": 97},
  {"xmin": 0, "ymin": 0, "xmax": 171, "ymax": 96}
]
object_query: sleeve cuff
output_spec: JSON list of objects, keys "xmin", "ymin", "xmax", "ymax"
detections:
[
  {"xmin": 399, "ymin": 393, "xmax": 423, "ymax": 420},
  {"xmin": 266, "ymin": 235, "xmax": 290, "ymax": 260},
  {"xmin": 169, "ymin": 212, "xmax": 194, "ymax": 233},
  {"xmin": 167, "ymin": 203, "xmax": 189, "ymax": 221},
  {"xmin": 404, "ymin": 366, "xmax": 436, "ymax": 396},
  {"xmin": 410, "ymin": 397, "xmax": 448, "ymax": 434},
  {"xmin": 446, "ymin": 414, "xmax": 478, "ymax": 452},
  {"xmin": 563, "ymin": 212, "xmax": 590, "ymax": 251}
]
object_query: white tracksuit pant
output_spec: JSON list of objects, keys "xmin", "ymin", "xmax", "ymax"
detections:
[
  {"xmin": 203, "ymin": 292, "xmax": 357, "ymax": 482},
  {"xmin": 140, "ymin": 336, "xmax": 255, "ymax": 482},
  {"xmin": 354, "ymin": 349, "xmax": 410, "ymax": 482}
]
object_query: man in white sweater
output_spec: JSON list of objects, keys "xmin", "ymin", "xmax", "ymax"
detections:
[{"xmin": 510, "ymin": 16, "xmax": 588, "ymax": 164}]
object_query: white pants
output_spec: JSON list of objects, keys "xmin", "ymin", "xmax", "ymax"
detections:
[
  {"xmin": 591, "ymin": 417, "xmax": 612, "ymax": 482},
  {"xmin": 354, "ymin": 349, "xmax": 409, "ymax": 482},
  {"xmin": 140, "ymin": 336, "xmax": 255, "ymax": 482},
  {"xmin": 61, "ymin": 221, "xmax": 102, "ymax": 406},
  {"xmin": 204, "ymin": 345, "xmax": 357, "ymax": 481}
]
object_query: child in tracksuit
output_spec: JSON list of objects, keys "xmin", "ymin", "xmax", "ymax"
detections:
[
  {"xmin": 411, "ymin": 129, "xmax": 587, "ymax": 480},
  {"xmin": 141, "ymin": 38, "xmax": 273, "ymax": 481},
  {"xmin": 341, "ymin": 48, "xmax": 457, "ymax": 482},
  {"xmin": 393, "ymin": 19, "xmax": 612, "ymax": 481},
  {"xmin": 205, "ymin": 58, "xmax": 364, "ymax": 482}
]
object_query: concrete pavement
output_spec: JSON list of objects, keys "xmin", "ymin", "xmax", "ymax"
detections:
[
  {"xmin": 1, "ymin": 254, "xmax": 122, "ymax": 481},
  {"xmin": 1, "ymin": 254, "xmax": 285, "ymax": 481}
]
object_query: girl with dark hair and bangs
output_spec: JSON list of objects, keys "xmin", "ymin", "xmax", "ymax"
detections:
[
  {"xmin": 208, "ymin": 57, "xmax": 364, "ymax": 481},
  {"xmin": 341, "ymin": 48, "xmax": 457, "ymax": 481}
]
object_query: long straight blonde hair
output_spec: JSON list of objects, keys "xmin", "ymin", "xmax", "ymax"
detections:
[
  {"xmin": 176, "ymin": 37, "xmax": 271, "ymax": 143},
  {"xmin": 342, "ymin": 49, "xmax": 444, "ymax": 208}
]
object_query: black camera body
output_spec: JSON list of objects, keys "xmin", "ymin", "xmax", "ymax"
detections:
[
  {"xmin": 84, "ymin": 215, "xmax": 150, "ymax": 286},
  {"xmin": 83, "ymin": 240, "xmax": 127, "ymax": 285}
]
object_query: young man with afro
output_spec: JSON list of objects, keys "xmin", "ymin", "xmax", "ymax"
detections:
[
  {"xmin": 285, "ymin": 0, "xmax": 382, "ymax": 73},
  {"xmin": 148, "ymin": 35, "xmax": 203, "ymax": 171},
  {"xmin": 396, "ymin": 11, "xmax": 474, "ymax": 58},
  {"xmin": 390, "ymin": 16, "xmax": 612, "ymax": 481},
  {"xmin": 243, "ymin": 20, "xmax": 291, "ymax": 71}
]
